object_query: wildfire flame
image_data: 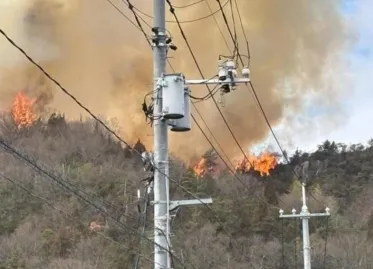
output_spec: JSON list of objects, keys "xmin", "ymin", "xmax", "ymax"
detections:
[
  {"xmin": 12, "ymin": 92, "xmax": 36, "ymax": 129},
  {"xmin": 192, "ymin": 152, "xmax": 278, "ymax": 177},
  {"xmin": 193, "ymin": 157, "xmax": 208, "ymax": 177},
  {"xmin": 235, "ymin": 152, "xmax": 278, "ymax": 176}
]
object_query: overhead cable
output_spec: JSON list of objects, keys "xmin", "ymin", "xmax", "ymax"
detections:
[
  {"xmin": 0, "ymin": 138, "xmax": 191, "ymax": 269},
  {"xmin": 0, "ymin": 171, "xmax": 162, "ymax": 267}
]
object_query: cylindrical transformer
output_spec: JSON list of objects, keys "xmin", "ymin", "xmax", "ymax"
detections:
[
  {"xmin": 162, "ymin": 73, "xmax": 185, "ymax": 119},
  {"xmin": 169, "ymin": 87, "xmax": 191, "ymax": 132}
]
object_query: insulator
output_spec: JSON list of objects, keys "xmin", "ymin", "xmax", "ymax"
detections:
[
  {"xmin": 242, "ymin": 66, "xmax": 250, "ymax": 78},
  {"xmin": 226, "ymin": 60, "xmax": 235, "ymax": 70}
]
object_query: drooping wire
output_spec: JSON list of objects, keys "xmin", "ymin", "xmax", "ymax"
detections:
[
  {"xmin": 0, "ymin": 18, "xmax": 256, "ymax": 244},
  {"xmin": 215, "ymin": 0, "xmax": 325, "ymax": 207},
  {"xmin": 167, "ymin": 0, "xmax": 285, "ymax": 206},
  {"xmin": 215, "ymin": 0, "xmax": 288, "ymax": 160},
  {"xmin": 167, "ymin": 43, "xmax": 235, "ymax": 170},
  {"xmin": 124, "ymin": 0, "xmax": 151, "ymax": 46},
  {"xmin": 233, "ymin": 0, "xmax": 250, "ymax": 65},
  {"xmin": 173, "ymin": 0, "xmax": 205, "ymax": 8},
  {"xmin": 0, "ymin": 171, "xmax": 162, "ymax": 267},
  {"xmin": 109, "ymin": 0, "xmax": 237, "ymax": 176},
  {"xmin": 229, "ymin": 0, "xmax": 239, "ymax": 64},
  {"xmin": 0, "ymin": 139, "xmax": 191, "ymax": 269},
  {"xmin": 215, "ymin": 0, "xmax": 244, "ymax": 66},
  {"xmin": 203, "ymin": 0, "xmax": 231, "ymax": 54},
  {"xmin": 133, "ymin": 0, "xmax": 230, "ymax": 24},
  {"xmin": 1, "ymin": 17, "xmax": 282, "ymax": 269},
  {"xmin": 165, "ymin": 0, "xmax": 255, "ymax": 169},
  {"xmin": 104, "ymin": 0, "xmax": 150, "ymax": 35},
  {"xmin": 0, "ymin": 27, "xmax": 257, "ymax": 269},
  {"xmin": 191, "ymin": 87, "xmax": 220, "ymax": 103}
]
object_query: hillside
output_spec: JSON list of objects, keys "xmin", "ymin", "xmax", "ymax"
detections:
[{"xmin": 0, "ymin": 113, "xmax": 372, "ymax": 269}]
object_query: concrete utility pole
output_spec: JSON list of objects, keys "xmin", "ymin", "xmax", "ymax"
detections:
[
  {"xmin": 150, "ymin": 2, "xmax": 250, "ymax": 269},
  {"xmin": 279, "ymin": 183, "xmax": 330, "ymax": 269},
  {"xmin": 151, "ymin": 2, "xmax": 213, "ymax": 269},
  {"xmin": 152, "ymin": 1, "xmax": 169, "ymax": 269}
]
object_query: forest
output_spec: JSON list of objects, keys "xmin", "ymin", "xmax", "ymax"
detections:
[{"xmin": 0, "ymin": 112, "xmax": 372, "ymax": 269}]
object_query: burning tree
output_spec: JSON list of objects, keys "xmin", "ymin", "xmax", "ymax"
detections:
[
  {"xmin": 235, "ymin": 152, "xmax": 278, "ymax": 176},
  {"xmin": 192, "ymin": 150, "xmax": 279, "ymax": 178},
  {"xmin": 11, "ymin": 91, "xmax": 37, "ymax": 129},
  {"xmin": 192, "ymin": 149, "xmax": 219, "ymax": 177}
]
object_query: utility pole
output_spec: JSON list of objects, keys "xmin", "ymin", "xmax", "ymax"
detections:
[
  {"xmin": 150, "ymin": 2, "xmax": 250, "ymax": 269},
  {"xmin": 279, "ymin": 183, "xmax": 330, "ymax": 269},
  {"xmin": 152, "ymin": 1, "xmax": 169, "ymax": 269}
]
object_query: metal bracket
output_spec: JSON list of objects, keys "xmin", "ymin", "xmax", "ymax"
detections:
[
  {"xmin": 169, "ymin": 198, "xmax": 213, "ymax": 211},
  {"xmin": 151, "ymin": 198, "xmax": 213, "ymax": 211},
  {"xmin": 185, "ymin": 78, "xmax": 250, "ymax": 86},
  {"xmin": 279, "ymin": 212, "xmax": 330, "ymax": 219}
]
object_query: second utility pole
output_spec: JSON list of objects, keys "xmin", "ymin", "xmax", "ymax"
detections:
[
  {"xmin": 152, "ymin": 1, "xmax": 169, "ymax": 269},
  {"xmin": 279, "ymin": 183, "xmax": 330, "ymax": 269}
]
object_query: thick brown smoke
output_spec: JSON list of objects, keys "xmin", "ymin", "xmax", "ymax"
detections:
[{"xmin": 0, "ymin": 0, "xmax": 354, "ymax": 164}]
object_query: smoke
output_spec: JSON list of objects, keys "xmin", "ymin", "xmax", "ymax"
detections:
[{"xmin": 0, "ymin": 0, "xmax": 355, "ymax": 164}]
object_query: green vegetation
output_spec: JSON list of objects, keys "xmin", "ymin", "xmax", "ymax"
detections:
[{"xmin": 0, "ymin": 113, "xmax": 372, "ymax": 269}]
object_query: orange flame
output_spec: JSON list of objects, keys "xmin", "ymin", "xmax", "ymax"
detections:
[
  {"xmin": 235, "ymin": 152, "xmax": 278, "ymax": 176},
  {"xmin": 12, "ymin": 92, "xmax": 36, "ymax": 129},
  {"xmin": 193, "ymin": 157, "xmax": 208, "ymax": 177}
]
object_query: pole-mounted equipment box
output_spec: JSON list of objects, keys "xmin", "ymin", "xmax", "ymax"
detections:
[
  {"xmin": 169, "ymin": 87, "xmax": 191, "ymax": 132},
  {"xmin": 162, "ymin": 73, "xmax": 185, "ymax": 119}
]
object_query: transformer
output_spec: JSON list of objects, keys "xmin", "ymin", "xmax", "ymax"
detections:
[
  {"xmin": 162, "ymin": 73, "xmax": 185, "ymax": 119},
  {"xmin": 169, "ymin": 87, "xmax": 191, "ymax": 132}
]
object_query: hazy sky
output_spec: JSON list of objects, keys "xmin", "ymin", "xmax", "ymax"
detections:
[{"xmin": 255, "ymin": 0, "xmax": 373, "ymax": 155}]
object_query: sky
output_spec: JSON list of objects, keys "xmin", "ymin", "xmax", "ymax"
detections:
[
  {"xmin": 254, "ymin": 0, "xmax": 373, "ymax": 155},
  {"xmin": 323, "ymin": 0, "xmax": 373, "ymax": 145}
]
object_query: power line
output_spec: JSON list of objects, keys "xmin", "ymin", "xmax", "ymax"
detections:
[
  {"xmin": 110, "ymin": 0, "xmax": 235, "ymax": 174},
  {"xmin": 228, "ymin": 0, "xmax": 238, "ymax": 62},
  {"xmin": 116, "ymin": 1, "xmax": 239, "ymax": 176},
  {"xmin": 0, "ymin": 171, "xmax": 161, "ymax": 267},
  {"xmin": 190, "ymin": 114, "xmax": 280, "ymax": 209},
  {"xmin": 203, "ymin": 0, "xmax": 231, "ymax": 54},
  {"xmin": 122, "ymin": 0, "xmax": 152, "ymax": 46},
  {"xmin": 0, "ymin": 28, "xmax": 254, "ymax": 268},
  {"xmin": 1, "ymin": 17, "xmax": 283, "ymax": 267},
  {"xmin": 214, "ymin": 1, "xmax": 325, "ymax": 208},
  {"xmin": 173, "ymin": 0, "xmax": 204, "ymax": 8},
  {"xmin": 0, "ymin": 139, "xmax": 190, "ymax": 269},
  {"xmin": 120, "ymin": 0, "xmax": 153, "ymax": 29},
  {"xmin": 165, "ymin": 0, "xmax": 254, "ymax": 168},
  {"xmin": 104, "ymin": 0, "xmax": 150, "ymax": 35},
  {"xmin": 166, "ymin": 0, "xmax": 286, "ymax": 209},
  {"xmin": 215, "ymin": 0, "xmax": 287, "ymax": 159},
  {"xmin": 0, "ymin": 18, "xmax": 249, "ymax": 234},
  {"xmin": 2, "ymin": 7, "xmax": 289, "ymax": 269},
  {"xmin": 214, "ymin": 0, "xmax": 292, "ymax": 166},
  {"xmin": 233, "ymin": 0, "xmax": 250, "ymax": 63},
  {"xmin": 100, "ymin": 4, "xmax": 241, "ymax": 203},
  {"xmin": 215, "ymin": 0, "xmax": 245, "ymax": 66},
  {"xmin": 102, "ymin": 5, "xmax": 282, "ymax": 263},
  {"xmin": 133, "ymin": 0, "xmax": 230, "ymax": 24},
  {"xmin": 164, "ymin": 2, "xmax": 281, "ymax": 216}
]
